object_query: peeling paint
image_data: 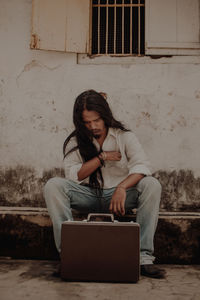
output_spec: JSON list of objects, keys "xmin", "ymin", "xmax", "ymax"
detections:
[
  {"xmin": 30, "ymin": 34, "xmax": 40, "ymax": 49},
  {"xmin": 19, "ymin": 60, "xmax": 61, "ymax": 72},
  {"xmin": 16, "ymin": 59, "xmax": 62, "ymax": 86}
]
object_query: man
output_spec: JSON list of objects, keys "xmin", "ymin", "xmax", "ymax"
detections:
[{"xmin": 44, "ymin": 90, "xmax": 166, "ymax": 279}]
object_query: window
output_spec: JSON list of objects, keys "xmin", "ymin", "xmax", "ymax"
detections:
[
  {"xmin": 31, "ymin": 0, "xmax": 200, "ymax": 56},
  {"xmin": 91, "ymin": 0, "xmax": 145, "ymax": 56},
  {"xmin": 31, "ymin": 0, "xmax": 90, "ymax": 53},
  {"xmin": 145, "ymin": 0, "xmax": 200, "ymax": 56}
]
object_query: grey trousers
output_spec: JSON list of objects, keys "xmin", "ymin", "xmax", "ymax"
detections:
[{"xmin": 44, "ymin": 176, "xmax": 161, "ymax": 265}]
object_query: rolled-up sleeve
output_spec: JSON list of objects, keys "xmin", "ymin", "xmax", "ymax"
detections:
[
  {"xmin": 123, "ymin": 132, "xmax": 152, "ymax": 176},
  {"xmin": 63, "ymin": 138, "xmax": 83, "ymax": 183}
]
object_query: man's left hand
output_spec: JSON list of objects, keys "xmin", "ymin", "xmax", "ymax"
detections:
[{"xmin": 109, "ymin": 187, "xmax": 126, "ymax": 216}]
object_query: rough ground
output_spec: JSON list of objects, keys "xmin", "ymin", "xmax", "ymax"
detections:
[{"xmin": 0, "ymin": 259, "xmax": 200, "ymax": 300}]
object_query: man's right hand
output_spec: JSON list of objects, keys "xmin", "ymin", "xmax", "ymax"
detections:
[{"xmin": 104, "ymin": 151, "xmax": 121, "ymax": 161}]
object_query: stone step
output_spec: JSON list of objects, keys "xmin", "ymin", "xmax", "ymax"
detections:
[{"xmin": 0, "ymin": 207, "xmax": 200, "ymax": 263}]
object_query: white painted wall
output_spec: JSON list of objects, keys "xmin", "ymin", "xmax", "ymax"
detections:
[{"xmin": 0, "ymin": 0, "xmax": 200, "ymax": 178}]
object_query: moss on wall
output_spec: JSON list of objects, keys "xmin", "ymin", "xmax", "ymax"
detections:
[{"xmin": 0, "ymin": 166, "xmax": 200, "ymax": 211}]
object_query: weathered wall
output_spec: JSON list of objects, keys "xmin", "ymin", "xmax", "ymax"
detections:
[
  {"xmin": 0, "ymin": 0, "xmax": 200, "ymax": 210},
  {"xmin": 1, "ymin": 208, "xmax": 200, "ymax": 263}
]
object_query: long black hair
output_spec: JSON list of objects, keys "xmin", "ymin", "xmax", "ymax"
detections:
[{"xmin": 63, "ymin": 90, "xmax": 128, "ymax": 192}]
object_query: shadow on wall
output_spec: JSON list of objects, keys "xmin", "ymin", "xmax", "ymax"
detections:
[{"xmin": 0, "ymin": 166, "xmax": 200, "ymax": 211}]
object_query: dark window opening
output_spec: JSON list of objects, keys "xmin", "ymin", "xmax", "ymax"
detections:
[{"xmin": 92, "ymin": 0, "xmax": 145, "ymax": 55}]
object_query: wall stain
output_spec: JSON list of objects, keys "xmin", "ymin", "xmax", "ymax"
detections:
[
  {"xmin": 195, "ymin": 90, "xmax": 200, "ymax": 99},
  {"xmin": 176, "ymin": 115, "xmax": 187, "ymax": 127},
  {"xmin": 136, "ymin": 111, "xmax": 158, "ymax": 130},
  {"xmin": 167, "ymin": 106, "xmax": 175, "ymax": 115},
  {"xmin": 0, "ymin": 211, "xmax": 199, "ymax": 263},
  {"xmin": 16, "ymin": 60, "xmax": 61, "ymax": 86},
  {"xmin": 0, "ymin": 166, "xmax": 199, "ymax": 211},
  {"xmin": 0, "ymin": 260, "xmax": 60, "ymax": 282},
  {"xmin": 0, "ymin": 166, "xmax": 64, "ymax": 207},
  {"xmin": 154, "ymin": 170, "xmax": 200, "ymax": 211},
  {"xmin": 155, "ymin": 218, "xmax": 200, "ymax": 264},
  {"xmin": 0, "ymin": 214, "xmax": 58, "ymax": 259}
]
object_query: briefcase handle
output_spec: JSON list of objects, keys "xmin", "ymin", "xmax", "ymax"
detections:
[{"xmin": 87, "ymin": 213, "xmax": 114, "ymax": 222}]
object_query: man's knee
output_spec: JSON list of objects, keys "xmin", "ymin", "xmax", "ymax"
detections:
[
  {"xmin": 138, "ymin": 176, "xmax": 162, "ymax": 197},
  {"xmin": 44, "ymin": 177, "xmax": 62, "ymax": 192},
  {"xmin": 44, "ymin": 177, "xmax": 68, "ymax": 202}
]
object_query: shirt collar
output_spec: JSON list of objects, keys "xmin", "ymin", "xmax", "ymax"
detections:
[
  {"xmin": 93, "ymin": 127, "xmax": 117, "ymax": 149},
  {"xmin": 106, "ymin": 127, "xmax": 117, "ymax": 138}
]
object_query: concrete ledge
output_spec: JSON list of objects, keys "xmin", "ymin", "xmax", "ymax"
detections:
[{"xmin": 0, "ymin": 207, "xmax": 200, "ymax": 263}]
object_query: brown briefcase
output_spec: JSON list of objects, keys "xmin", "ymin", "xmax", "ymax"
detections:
[{"xmin": 61, "ymin": 213, "xmax": 140, "ymax": 282}]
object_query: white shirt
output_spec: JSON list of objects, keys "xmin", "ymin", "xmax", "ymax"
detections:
[{"xmin": 64, "ymin": 128, "xmax": 152, "ymax": 189}]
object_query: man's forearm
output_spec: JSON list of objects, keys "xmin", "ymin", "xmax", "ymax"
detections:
[
  {"xmin": 116, "ymin": 173, "xmax": 144, "ymax": 190},
  {"xmin": 109, "ymin": 174, "xmax": 144, "ymax": 216},
  {"xmin": 77, "ymin": 150, "xmax": 121, "ymax": 181},
  {"xmin": 77, "ymin": 156, "xmax": 101, "ymax": 181}
]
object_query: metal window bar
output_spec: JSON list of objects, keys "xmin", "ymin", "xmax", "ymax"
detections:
[
  {"xmin": 130, "ymin": 0, "xmax": 133, "ymax": 54},
  {"xmin": 98, "ymin": 0, "xmax": 100, "ymax": 54},
  {"xmin": 92, "ymin": 0, "xmax": 145, "ymax": 56},
  {"xmin": 138, "ymin": 0, "xmax": 141, "ymax": 56},
  {"xmin": 122, "ymin": 0, "xmax": 124, "ymax": 54},
  {"xmin": 114, "ymin": 0, "xmax": 116, "ymax": 54},
  {"xmin": 106, "ymin": 0, "xmax": 108, "ymax": 54}
]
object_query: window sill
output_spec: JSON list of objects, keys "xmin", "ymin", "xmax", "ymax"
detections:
[{"xmin": 77, "ymin": 54, "xmax": 200, "ymax": 65}]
